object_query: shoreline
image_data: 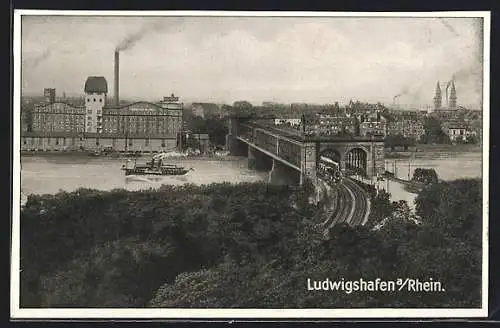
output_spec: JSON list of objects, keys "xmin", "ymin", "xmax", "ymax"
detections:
[
  {"xmin": 20, "ymin": 151, "xmax": 243, "ymax": 162},
  {"xmin": 385, "ymin": 144, "xmax": 482, "ymax": 159}
]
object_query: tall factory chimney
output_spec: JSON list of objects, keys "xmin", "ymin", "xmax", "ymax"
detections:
[{"xmin": 114, "ymin": 50, "xmax": 120, "ymax": 106}]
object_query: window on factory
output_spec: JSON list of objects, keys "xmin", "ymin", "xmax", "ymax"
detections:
[
  {"xmin": 145, "ymin": 139, "xmax": 149, "ymax": 146},
  {"xmin": 94, "ymin": 98, "xmax": 96, "ymax": 102},
  {"xmin": 55, "ymin": 138, "xmax": 59, "ymax": 145},
  {"xmin": 47, "ymin": 137, "xmax": 51, "ymax": 145},
  {"xmin": 88, "ymin": 110, "xmax": 92, "ymax": 114},
  {"xmin": 161, "ymin": 140, "xmax": 165, "ymax": 147},
  {"xmin": 99, "ymin": 99, "xmax": 102, "ymax": 103},
  {"xmin": 96, "ymin": 139, "xmax": 100, "ymax": 146},
  {"xmin": 23, "ymin": 139, "xmax": 27, "ymax": 145},
  {"xmin": 129, "ymin": 140, "xmax": 133, "ymax": 146},
  {"xmin": 88, "ymin": 116, "xmax": 92, "ymax": 121}
]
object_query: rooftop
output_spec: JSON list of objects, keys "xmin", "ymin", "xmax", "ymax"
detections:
[{"xmin": 84, "ymin": 76, "xmax": 108, "ymax": 94}]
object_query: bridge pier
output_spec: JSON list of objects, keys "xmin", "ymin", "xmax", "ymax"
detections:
[
  {"xmin": 248, "ymin": 147, "xmax": 256, "ymax": 170},
  {"xmin": 269, "ymin": 159, "xmax": 300, "ymax": 186},
  {"xmin": 299, "ymin": 142, "xmax": 318, "ymax": 187},
  {"xmin": 248, "ymin": 147, "xmax": 273, "ymax": 171},
  {"xmin": 366, "ymin": 156, "xmax": 374, "ymax": 179},
  {"xmin": 227, "ymin": 134, "xmax": 248, "ymax": 157}
]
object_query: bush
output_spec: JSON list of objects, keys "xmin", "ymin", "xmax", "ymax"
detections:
[
  {"xmin": 412, "ymin": 168, "xmax": 438, "ymax": 184},
  {"xmin": 21, "ymin": 178, "xmax": 483, "ymax": 308}
]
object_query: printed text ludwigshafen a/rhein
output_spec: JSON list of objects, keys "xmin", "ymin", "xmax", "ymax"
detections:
[{"xmin": 307, "ymin": 278, "xmax": 445, "ymax": 294}]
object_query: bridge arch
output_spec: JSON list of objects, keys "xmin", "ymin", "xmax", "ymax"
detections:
[
  {"xmin": 344, "ymin": 147, "xmax": 368, "ymax": 177},
  {"xmin": 319, "ymin": 148, "xmax": 341, "ymax": 163},
  {"xmin": 343, "ymin": 144, "xmax": 370, "ymax": 155}
]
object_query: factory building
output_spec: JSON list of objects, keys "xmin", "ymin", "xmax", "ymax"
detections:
[
  {"xmin": 84, "ymin": 76, "xmax": 107, "ymax": 133},
  {"xmin": 21, "ymin": 77, "xmax": 184, "ymax": 153},
  {"xmin": 43, "ymin": 88, "xmax": 56, "ymax": 104}
]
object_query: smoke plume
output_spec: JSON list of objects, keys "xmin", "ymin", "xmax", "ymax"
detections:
[
  {"xmin": 438, "ymin": 18, "xmax": 460, "ymax": 37},
  {"xmin": 24, "ymin": 49, "xmax": 52, "ymax": 69},
  {"xmin": 393, "ymin": 86, "xmax": 409, "ymax": 100},
  {"xmin": 115, "ymin": 19, "xmax": 179, "ymax": 52}
]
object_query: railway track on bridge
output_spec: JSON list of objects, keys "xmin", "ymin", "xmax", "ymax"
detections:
[
  {"xmin": 343, "ymin": 178, "xmax": 371, "ymax": 226},
  {"xmin": 319, "ymin": 177, "xmax": 371, "ymax": 233}
]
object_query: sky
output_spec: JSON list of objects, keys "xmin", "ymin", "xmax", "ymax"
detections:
[{"xmin": 20, "ymin": 14, "xmax": 485, "ymax": 108}]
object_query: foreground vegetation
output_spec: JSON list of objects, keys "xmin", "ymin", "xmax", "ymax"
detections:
[{"xmin": 20, "ymin": 179, "xmax": 482, "ymax": 308}]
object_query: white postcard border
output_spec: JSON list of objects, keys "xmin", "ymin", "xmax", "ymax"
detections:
[{"xmin": 11, "ymin": 10, "xmax": 491, "ymax": 319}]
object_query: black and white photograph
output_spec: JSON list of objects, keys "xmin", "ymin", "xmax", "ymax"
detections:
[{"xmin": 11, "ymin": 10, "xmax": 489, "ymax": 319}]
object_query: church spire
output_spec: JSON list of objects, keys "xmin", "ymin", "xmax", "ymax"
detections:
[
  {"xmin": 433, "ymin": 81, "xmax": 442, "ymax": 110},
  {"xmin": 449, "ymin": 80, "xmax": 457, "ymax": 108}
]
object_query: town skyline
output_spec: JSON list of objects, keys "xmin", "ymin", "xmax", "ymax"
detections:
[{"xmin": 21, "ymin": 14, "xmax": 484, "ymax": 108}]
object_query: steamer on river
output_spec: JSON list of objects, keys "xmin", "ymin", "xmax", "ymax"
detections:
[{"xmin": 121, "ymin": 153, "xmax": 194, "ymax": 176}]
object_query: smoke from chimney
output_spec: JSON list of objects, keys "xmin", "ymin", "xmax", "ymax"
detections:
[
  {"xmin": 114, "ymin": 50, "xmax": 119, "ymax": 106},
  {"xmin": 115, "ymin": 20, "xmax": 168, "ymax": 52}
]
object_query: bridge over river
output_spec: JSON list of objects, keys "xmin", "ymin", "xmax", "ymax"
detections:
[{"xmin": 226, "ymin": 117, "xmax": 386, "ymax": 227}]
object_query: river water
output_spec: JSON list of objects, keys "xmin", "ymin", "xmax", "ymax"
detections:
[
  {"xmin": 19, "ymin": 152, "xmax": 483, "ymax": 208},
  {"xmin": 19, "ymin": 155, "xmax": 267, "ymax": 205},
  {"xmin": 378, "ymin": 151, "xmax": 483, "ymax": 210}
]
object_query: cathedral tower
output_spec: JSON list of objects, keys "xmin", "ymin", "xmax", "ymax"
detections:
[
  {"xmin": 433, "ymin": 81, "xmax": 442, "ymax": 110},
  {"xmin": 449, "ymin": 80, "xmax": 457, "ymax": 109}
]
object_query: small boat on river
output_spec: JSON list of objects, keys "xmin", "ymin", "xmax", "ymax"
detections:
[{"xmin": 121, "ymin": 153, "xmax": 193, "ymax": 176}]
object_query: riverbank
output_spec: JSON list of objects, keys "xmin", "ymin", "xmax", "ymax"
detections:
[
  {"xmin": 20, "ymin": 151, "xmax": 241, "ymax": 162},
  {"xmin": 385, "ymin": 143, "xmax": 482, "ymax": 159},
  {"xmin": 415, "ymin": 143, "xmax": 482, "ymax": 153},
  {"xmin": 382, "ymin": 174, "xmax": 426, "ymax": 194}
]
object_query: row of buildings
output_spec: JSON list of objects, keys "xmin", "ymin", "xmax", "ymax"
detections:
[
  {"xmin": 271, "ymin": 81, "xmax": 482, "ymax": 144},
  {"xmin": 21, "ymin": 77, "xmax": 185, "ymax": 152},
  {"xmin": 275, "ymin": 108, "xmax": 480, "ymax": 144},
  {"xmin": 276, "ymin": 111, "xmax": 424, "ymax": 140}
]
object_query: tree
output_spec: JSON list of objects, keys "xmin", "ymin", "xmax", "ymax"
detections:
[
  {"xmin": 466, "ymin": 134, "xmax": 479, "ymax": 144},
  {"xmin": 184, "ymin": 115, "xmax": 229, "ymax": 146},
  {"xmin": 37, "ymin": 238, "xmax": 178, "ymax": 307},
  {"xmin": 412, "ymin": 168, "xmax": 438, "ymax": 184},
  {"xmin": 420, "ymin": 116, "xmax": 451, "ymax": 144},
  {"xmin": 385, "ymin": 135, "xmax": 417, "ymax": 149},
  {"xmin": 233, "ymin": 101, "xmax": 253, "ymax": 111},
  {"xmin": 21, "ymin": 178, "xmax": 483, "ymax": 309},
  {"xmin": 205, "ymin": 117, "xmax": 229, "ymax": 146},
  {"xmin": 415, "ymin": 179, "xmax": 482, "ymax": 245},
  {"xmin": 367, "ymin": 189, "xmax": 393, "ymax": 226}
]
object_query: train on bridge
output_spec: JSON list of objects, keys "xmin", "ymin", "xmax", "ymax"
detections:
[{"xmin": 316, "ymin": 155, "xmax": 343, "ymax": 184}]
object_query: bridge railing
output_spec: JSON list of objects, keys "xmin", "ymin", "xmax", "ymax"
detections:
[
  {"xmin": 244, "ymin": 120, "xmax": 385, "ymax": 142},
  {"xmin": 278, "ymin": 140, "xmax": 302, "ymax": 167},
  {"xmin": 237, "ymin": 124, "xmax": 256, "ymax": 143},
  {"xmin": 255, "ymin": 129, "xmax": 278, "ymax": 155},
  {"xmin": 237, "ymin": 122, "xmax": 303, "ymax": 168}
]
